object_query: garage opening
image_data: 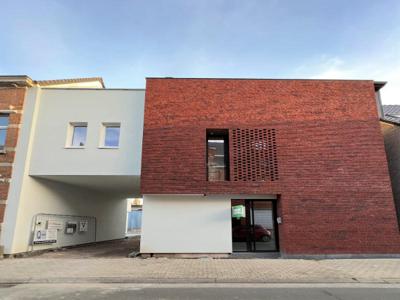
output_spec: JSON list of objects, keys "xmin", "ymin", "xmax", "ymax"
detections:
[{"xmin": 231, "ymin": 199, "xmax": 279, "ymax": 252}]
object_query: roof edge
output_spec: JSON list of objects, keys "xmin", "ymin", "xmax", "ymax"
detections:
[
  {"xmin": 374, "ymin": 81, "xmax": 387, "ymax": 91},
  {"xmin": 380, "ymin": 118, "xmax": 400, "ymax": 126},
  {"xmin": 35, "ymin": 77, "xmax": 105, "ymax": 88},
  {"xmin": 146, "ymin": 77, "xmax": 383, "ymax": 83},
  {"xmin": 40, "ymin": 88, "xmax": 145, "ymax": 91},
  {"xmin": 0, "ymin": 75, "xmax": 34, "ymax": 87},
  {"xmin": 0, "ymin": 76, "xmax": 106, "ymax": 88}
]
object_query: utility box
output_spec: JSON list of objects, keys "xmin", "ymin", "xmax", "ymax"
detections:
[{"xmin": 32, "ymin": 214, "xmax": 96, "ymax": 251}]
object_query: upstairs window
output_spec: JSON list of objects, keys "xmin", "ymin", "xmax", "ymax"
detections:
[
  {"xmin": 207, "ymin": 129, "xmax": 229, "ymax": 181},
  {"xmin": 68, "ymin": 122, "xmax": 87, "ymax": 147},
  {"xmin": 0, "ymin": 114, "xmax": 9, "ymax": 152},
  {"xmin": 100, "ymin": 123, "xmax": 120, "ymax": 148}
]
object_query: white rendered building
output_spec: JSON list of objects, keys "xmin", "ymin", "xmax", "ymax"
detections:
[{"xmin": 0, "ymin": 77, "xmax": 144, "ymax": 254}]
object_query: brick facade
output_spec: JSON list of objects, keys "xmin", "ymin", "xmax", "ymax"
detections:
[
  {"xmin": 141, "ymin": 78, "xmax": 400, "ymax": 254},
  {"xmin": 0, "ymin": 88, "xmax": 26, "ymax": 223}
]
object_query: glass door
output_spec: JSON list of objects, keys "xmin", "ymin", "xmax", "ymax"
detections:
[
  {"xmin": 231, "ymin": 199, "xmax": 251, "ymax": 251},
  {"xmin": 252, "ymin": 201, "xmax": 278, "ymax": 251},
  {"xmin": 231, "ymin": 199, "xmax": 278, "ymax": 252}
]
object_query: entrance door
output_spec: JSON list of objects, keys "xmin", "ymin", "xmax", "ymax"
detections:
[{"xmin": 231, "ymin": 200, "xmax": 279, "ymax": 252}]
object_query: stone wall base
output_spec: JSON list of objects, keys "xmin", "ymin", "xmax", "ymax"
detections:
[
  {"xmin": 140, "ymin": 253, "xmax": 230, "ymax": 259},
  {"xmin": 281, "ymin": 253, "xmax": 400, "ymax": 259}
]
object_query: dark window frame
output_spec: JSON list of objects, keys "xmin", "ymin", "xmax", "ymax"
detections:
[
  {"xmin": 206, "ymin": 129, "xmax": 230, "ymax": 181},
  {"xmin": 0, "ymin": 113, "xmax": 10, "ymax": 153},
  {"xmin": 230, "ymin": 198, "xmax": 280, "ymax": 253}
]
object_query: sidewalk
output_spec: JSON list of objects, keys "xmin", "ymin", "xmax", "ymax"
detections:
[{"xmin": 1, "ymin": 257, "xmax": 400, "ymax": 284}]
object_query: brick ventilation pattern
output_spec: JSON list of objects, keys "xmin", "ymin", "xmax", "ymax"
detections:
[{"xmin": 232, "ymin": 128, "xmax": 279, "ymax": 181}]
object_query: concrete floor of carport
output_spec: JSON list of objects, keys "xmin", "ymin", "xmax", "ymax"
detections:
[{"xmin": 29, "ymin": 236, "xmax": 141, "ymax": 259}]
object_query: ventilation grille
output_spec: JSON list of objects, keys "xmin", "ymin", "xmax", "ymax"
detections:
[{"xmin": 232, "ymin": 128, "xmax": 279, "ymax": 181}]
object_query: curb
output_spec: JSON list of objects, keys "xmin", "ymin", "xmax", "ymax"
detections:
[{"xmin": 0, "ymin": 277, "xmax": 398, "ymax": 285}]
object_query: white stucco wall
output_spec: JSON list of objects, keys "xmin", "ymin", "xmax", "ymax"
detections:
[
  {"xmin": 29, "ymin": 88, "xmax": 144, "ymax": 176},
  {"xmin": 1, "ymin": 87, "xmax": 141, "ymax": 254},
  {"xmin": 140, "ymin": 195, "xmax": 233, "ymax": 253},
  {"xmin": 6, "ymin": 177, "xmax": 126, "ymax": 254}
]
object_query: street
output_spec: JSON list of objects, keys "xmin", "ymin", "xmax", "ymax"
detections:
[
  {"xmin": 1, "ymin": 283, "xmax": 400, "ymax": 300},
  {"xmin": 2, "ymin": 240, "xmax": 400, "ymax": 299}
]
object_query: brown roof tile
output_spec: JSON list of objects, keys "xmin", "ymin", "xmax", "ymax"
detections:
[{"xmin": 35, "ymin": 77, "xmax": 105, "ymax": 88}]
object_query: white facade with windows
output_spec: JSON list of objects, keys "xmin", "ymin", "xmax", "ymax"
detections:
[{"xmin": 1, "ymin": 83, "xmax": 145, "ymax": 254}]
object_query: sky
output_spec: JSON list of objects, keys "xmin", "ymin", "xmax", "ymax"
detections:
[{"xmin": 0, "ymin": 0, "xmax": 399, "ymax": 104}]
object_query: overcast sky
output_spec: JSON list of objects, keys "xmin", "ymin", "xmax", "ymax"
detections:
[{"xmin": 0, "ymin": 0, "xmax": 399, "ymax": 103}]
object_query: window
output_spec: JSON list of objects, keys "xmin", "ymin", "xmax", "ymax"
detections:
[
  {"xmin": 207, "ymin": 129, "xmax": 229, "ymax": 181},
  {"xmin": 67, "ymin": 122, "xmax": 87, "ymax": 147},
  {"xmin": 101, "ymin": 123, "xmax": 120, "ymax": 148},
  {"xmin": 0, "ymin": 114, "xmax": 9, "ymax": 152}
]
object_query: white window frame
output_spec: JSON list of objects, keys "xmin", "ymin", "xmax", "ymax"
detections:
[
  {"xmin": 0, "ymin": 113, "xmax": 9, "ymax": 153},
  {"xmin": 99, "ymin": 122, "xmax": 121, "ymax": 149},
  {"xmin": 65, "ymin": 122, "xmax": 88, "ymax": 149}
]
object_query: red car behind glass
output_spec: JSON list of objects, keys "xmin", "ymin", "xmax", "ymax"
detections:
[{"xmin": 232, "ymin": 224, "xmax": 272, "ymax": 242}]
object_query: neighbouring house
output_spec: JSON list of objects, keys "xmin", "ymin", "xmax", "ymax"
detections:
[
  {"xmin": 0, "ymin": 76, "xmax": 144, "ymax": 255},
  {"xmin": 140, "ymin": 78, "xmax": 400, "ymax": 257},
  {"xmin": 382, "ymin": 105, "xmax": 400, "ymax": 123},
  {"xmin": 0, "ymin": 76, "xmax": 33, "ymax": 256},
  {"xmin": 126, "ymin": 198, "xmax": 143, "ymax": 236},
  {"xmin": 381, "ymin": 105, "xmax": 400, "ymax": 231}
]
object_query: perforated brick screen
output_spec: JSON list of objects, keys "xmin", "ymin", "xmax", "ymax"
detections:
[{"xmin": 232, "ymin": 128, "xmax": 279, "ymax": 181}]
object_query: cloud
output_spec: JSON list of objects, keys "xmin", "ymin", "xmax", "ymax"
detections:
[
  {"xmin": 293, "ymin": 54, "xmax": 400, "ymax": 104},
  {"xmin": 309, "ymin": 57, "xmax": 352, "ymax": 79}
]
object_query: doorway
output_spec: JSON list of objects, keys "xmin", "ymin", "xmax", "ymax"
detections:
[{"xmin": 231, "ymin": 199, "xmax": 279, "ymax": 252}]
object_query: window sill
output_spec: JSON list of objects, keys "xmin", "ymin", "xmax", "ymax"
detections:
[
  {"xmin": 64, "ymin": 146, "xmax": 86, "ymax": 149},
  {"xmin": 98, "ymin": 146, "xmax": 119, "ymax": 149}
]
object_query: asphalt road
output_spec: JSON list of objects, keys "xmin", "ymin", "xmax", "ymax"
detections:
[
  {"xmin": 1, "ymin": 283, "xmax": 400, "ymax": 300},
  {"xmin": 0, "ymin": 283, "xmax": 400, "ymax": 300}
]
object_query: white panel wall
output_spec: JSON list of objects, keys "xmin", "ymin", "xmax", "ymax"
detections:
[
  {"xmin": 140, "ymin": 195, "xmax": 232, "ymax": 253},
  {"xmin": 29, "ymin": 89, "xmax": 144, "ymax": 176}
]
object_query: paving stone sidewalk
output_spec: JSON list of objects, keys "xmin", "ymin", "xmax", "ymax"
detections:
[{"xmin": 1, "ymin": 257, "xmax": 400, "ymax": 284}]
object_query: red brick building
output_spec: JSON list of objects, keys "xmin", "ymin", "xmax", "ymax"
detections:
[
  {"xmin": 140, "ymin": 78, "xmax": 400, "ymax": 256},
  {"xmin": 0, "ymin": 77, "xmax": 32, "ymax": 237}
]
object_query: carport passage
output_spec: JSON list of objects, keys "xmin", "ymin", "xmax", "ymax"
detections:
[{"xmin": 30, "ymin": 236, "xmax": 140, "ymax": 259}]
